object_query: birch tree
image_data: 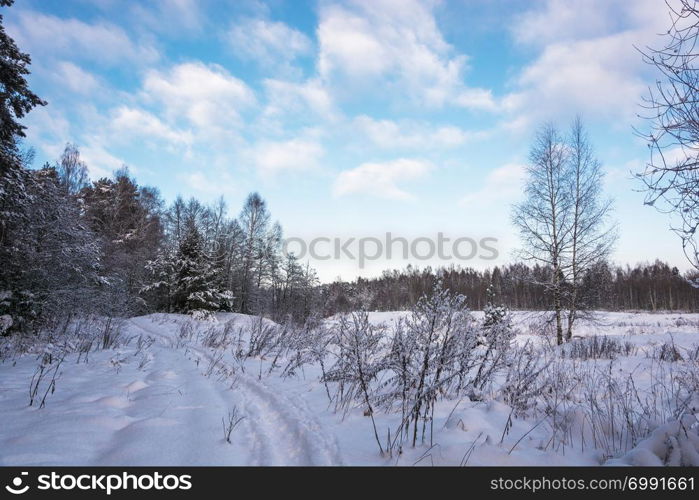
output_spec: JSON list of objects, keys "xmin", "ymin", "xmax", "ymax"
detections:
[
  {"xmin": 512, "ymin": 119, "xmax": 616, "ymax": 343},
  {"xmin": 565, "ymin": 117, "xmax": 616, "ymax": 340},
  {"xmin": 238, "ymin": 192, "xmax": 271, "ymax": 314},
  {"xmin": 512, "ymin": 124, "xmax": 572, "ymax": 345}
]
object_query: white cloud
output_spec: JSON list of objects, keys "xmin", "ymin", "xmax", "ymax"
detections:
[
  {"xmin": 130, "ymin": 0, "xmax": 205, "ymax": 35},
  {"xmin": 142, "ymin": 62, "xmax": 256, "ymax": 132},
  {"xmin": 513, "ymin": 0, "xmax": 621, "ymax": 47},
  {"xmin": 263, "ymin": 78, "xmax": 337, "ymax": 121},
  {"xmin": 333, "ymin": 158, "xmax": 433, "ymax": 200},
  {"xmin": 179, "ymin": 171, "xmax": 239, "ymax": 196},
  {"xmin": 353, "ymin": 116, "xmax": 487, "ymax": 149},
  {"xmin": 250, "ymin": 138, "xmax": 324, "ymax": 176},
  {"xmin": 504, "ymin": 0, "xmax": 672, "ymax": 126},
  {"xmin": 51, "ymin": 62, "xmax": 101, "ymax": 95},
  {"xmin": 503, "ymin": 32, "xmax": 647, "ymax": 126},
  {"xmin": 454, "ymin": 88, "xmax": 498, "ymax": 112},
  {"xmin": 7, "ymin": 11, "xmax": 159, "ymax": 66},
  {"xmin": 110, "ymin": 107, "xmax": 193, "ymax": 147},
  {"xmin": 23, "ymin": 107, "xmax": 72, "ymax": 151},
  {"xmin": 79, "ymin": 143, "xmax": 126, "ymax": 179},
  {"xmin": 227, "ymin": 18, "xmax": 312, "ymax": 69},
  {"xmin": 459, "ymin": 163, "xmax": 525, "ymax": 207},
  {"xmin": 316, "ymin": 0, "xmax": 494, "ymax": 110}
]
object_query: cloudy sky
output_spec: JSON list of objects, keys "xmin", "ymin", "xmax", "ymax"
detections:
[{"xmin": 5, "ymin": 0, "xmax": 688, "ymax": 281}]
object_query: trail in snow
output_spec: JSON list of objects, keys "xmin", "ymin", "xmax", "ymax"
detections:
[
  {"xmin": 236, "ymin": 373, "xmax": 342, "ymax": 465},
  {"xmin": 0, "ymin": 317, "xmax": 243, "ymax": 466},
  {"xmin": 127, "ymin": 316, "xmax": 343, "ymax": 466},
  {"xmin": 93, "ymin": 346, "xmax": 238, "ymax": 466}
]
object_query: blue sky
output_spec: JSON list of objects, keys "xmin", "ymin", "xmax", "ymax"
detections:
[{"xmin": 5, "ymin": 0, "xmax": 688, "ymax": 281}]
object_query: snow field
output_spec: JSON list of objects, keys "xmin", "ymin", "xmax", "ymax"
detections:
[{"xmin": 0, "ymin": 310, "xmax": 697, "ymax": 466}]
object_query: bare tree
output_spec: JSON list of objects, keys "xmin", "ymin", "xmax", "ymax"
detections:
[
  {"xmin": 55, "ymin": 143, "xmax": 89, "ymax": 195},
  {"xmin": 565, "ymin": 117, "xmax": 617, "ymax": 340},
  {"xmin": 238, "ymin": 192, "xmax": 271, "ymax": 314},
  {"xmin": 513, "ymin": 120, "xmax": 616, "ymax": 344},
  {"xmin": 513, "ymin": 124, "xmax": 573, "ymax": 345},
  {"xmin": 637, "ymin": 0, "xmax": 699, "ymax": 275}
]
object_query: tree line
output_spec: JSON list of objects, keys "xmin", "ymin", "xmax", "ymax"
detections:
[
  {"xmin": 0, "ymin": 140, "xmax": 321, "ymax": 335},
  {"xmin": 320, "ymin": 261, "xmax": 699, "ymax": 315}
]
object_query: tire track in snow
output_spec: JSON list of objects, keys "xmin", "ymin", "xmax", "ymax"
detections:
[
  {"xmin": 235, "ymin": 373, "xmax": 342, "ymax": 465},
  {"xmin": 127, "ymin": 316, "xmax": 343, "ymax": 466}
]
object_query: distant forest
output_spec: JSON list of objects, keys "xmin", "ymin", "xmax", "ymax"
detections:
[{"xmin": 321, "ymin": 261, "xmax": 699, "ymax": 314}]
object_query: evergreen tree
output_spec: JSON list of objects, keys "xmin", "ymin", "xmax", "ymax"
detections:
[
  {"xmin": 1, "ymin": 166, "xmax": 100, "ymax": 332},
  {"xmin": 172, "ymin": 221, "xmax": 232, "ymax": 314},
  {"xmin": 141, "ymin": 246, "xmax": 178, "ymax": 312},
  {"xmin": 480, "ymin": 283, "xmax": 514, "ymax": 352},
  {"xmin": 0, "ymin": 0, "xmax": 46, "ymax": 163},
  {"xmin": 0, "ymin": 0, "xmax": 45, "ymax": 280},
  {"xmin": 80, "ymin": 169, "xmax": 163, "ymax": 311}
]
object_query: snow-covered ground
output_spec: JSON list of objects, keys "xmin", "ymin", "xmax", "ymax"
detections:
[{"xmin": 0, "ymin": 311, "xmax": 697, "ymax": 466}]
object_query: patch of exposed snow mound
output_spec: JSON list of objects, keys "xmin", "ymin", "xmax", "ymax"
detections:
[{"xmin": 606, "ymin": 415, "xmax": 699, "ymax": 466}]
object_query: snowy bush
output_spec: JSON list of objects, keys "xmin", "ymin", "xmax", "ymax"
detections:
[
  {"xmin": 501, "ymin": 341, "xmax": 551, "ymax": 417},
  {"xmin": 562, "ymin": 335, "xmax": 637, "ymax": 360},
  {"xmin": 607, "ymin": 414, "xmax": 699, "ymax": 466},
  {"xmin": 649, "ymin": 339, "xmax": 684, "ymax": 362},
  {"xmin": 473, "ymin": 285, "xmax": 515, "ymax": 389},
  {"xmin": 190, "ymin": 309, "xmax": 217, "ymax": 322},
  {"xmin": 323, "ymin": 311, "xmax": 387, "ymax": 453},
  {"xmin": 247, "ymin": 316, "xmax": 282, "ymax": 358}
]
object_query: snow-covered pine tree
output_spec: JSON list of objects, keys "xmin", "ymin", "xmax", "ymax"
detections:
[
  {"xmin": 482, "ymin": 283, "xmax": 513, "ymax": 344},
  {"xmin": 80, "ymin": 168, "xmax": 163, "ymax": 312},
  {"xmin": 141, "ymin": 246, "xmax": 178, "ymax": 312},
  {"xmin": 2, "ymin": 166, "xmax": 101, "ymax": 332},
  {"xmin": 172, "ymin": 221, "xmax": 232, "ymax": 315},
  {"xmin": 473, "ymin": 283, "xmax": 514, "ymax": 390},
  {"xmin": 0, "ymin": 0, "xmax": 46, "ymax": 333}
]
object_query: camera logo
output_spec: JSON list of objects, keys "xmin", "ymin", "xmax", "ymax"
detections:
[{"xmin": 5, "ymin": 472, "xmax": 29, "ymax": 495}]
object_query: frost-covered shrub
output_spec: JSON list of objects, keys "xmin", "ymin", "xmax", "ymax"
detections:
[
  {"xmin": 562, "ymin": 335, "xmax": 637, "ymax": 360},
  {"xmin": 247, "ymin": 316, "xmax": 285, "ymax": 358},
  {"xmin": 201, "ymin": 321, "xmax": 235, "ymax": 350},
  {"xmin": 178, "ymin": 320, "xmax": 196, "ymax": 342},
  {"xmin": 278, "ymin": 315, "xmax": 333, "ymax": 383},
  {"xmin": 650, "ymin": 340, "xmax": 684, "ymax": 362},
  {"xmin": 320, "ymin": 281, "xmax": 517, "ymax": 453},
  {"xmin": 400, "ymin": 283, "xmax": 479, "ymax": 447},
  {"xmin": 323, "ymin": 311, "xmax": 387, "ymax": 453},
  {"xmin": 501, "ymin": 341, "xmax": 550, "ymax": 417},
  {"xmin": 687, "ymin": 344, "xmax": 699, "ymax": 362},
  {"xmin": 473, "ymin": 285, "xmax": 515, "ymax": 390}
]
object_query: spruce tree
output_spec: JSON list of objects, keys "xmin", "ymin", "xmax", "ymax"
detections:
[
  {"xmin": 0, "ymin": 0, "xmax": 46, "ymax": 163},
  {"xmin": 172, "ymin": 221, "xmax": 232, "ymax": 314}
]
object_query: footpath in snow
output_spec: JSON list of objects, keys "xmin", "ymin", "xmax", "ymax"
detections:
[{"xmin": 0, "ymin": 314, "xmax": 342, "ymax": 466}]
